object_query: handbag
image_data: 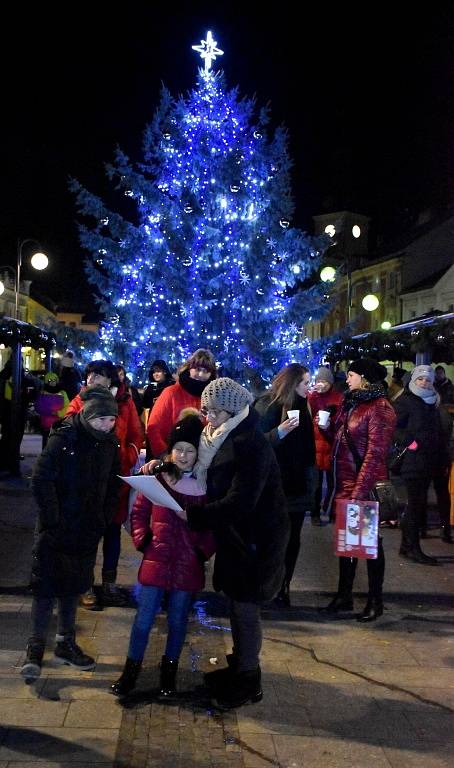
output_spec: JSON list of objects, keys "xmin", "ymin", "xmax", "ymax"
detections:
[{"xmin": 343, "ymin": 424, "xmax": 399, "ymax": 523}]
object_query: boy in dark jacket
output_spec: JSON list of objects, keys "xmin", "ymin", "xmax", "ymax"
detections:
[{"xmin": 21, "ymin": 386, "xmax": 120, "ymax": 681}]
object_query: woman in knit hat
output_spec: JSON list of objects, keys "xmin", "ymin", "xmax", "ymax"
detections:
[
  {"xmin": 254, "ymin": 363, "xmax": 317, "ymax": 606},
  {"xmin": 21, "ymin": 385, "xmax": 120, "ymax": 681},
  {"xmin": 394, "ymin": 365, "xmax": 452, "ymax": 558},
  {"xmin": 309, "ymin": 366, "xmax": 343, "ymax": 524},
  {"xmin": 319, "ymin": 358, "xmax": 396, "ymax": 622},
  {"xmin": 172, "ymin": 377, "xmax": 289, "ymax": 710},
  {"xmin": 110, "ymin": 414, "xmax": 215, "ymax": 699}
]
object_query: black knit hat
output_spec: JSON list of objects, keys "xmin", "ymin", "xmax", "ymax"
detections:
[
  {"xmin": 80, "ymin": 385, "xmax": 118, "ymax": 419},
  {"xmin": 348, "ymin": 358, "xmax": 387, "ymax": 384},
  {"xmin": 167, "ymin": 414, "xmax": 203, "ymax": 452}
]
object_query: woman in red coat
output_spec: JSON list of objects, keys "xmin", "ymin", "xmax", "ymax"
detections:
[
  {"xmin": 320, "ymin": 358, "xmax": 396, "ymax": 622},
  {"xmin": 308, "ymin": 367, "xmax": 343, "ymax": 523},
  {"xmin": 146, "ymin": 349, "xmax": 216, "ymax": 458},
  {"xmin": 110, "ymin": 414, "xmax": 215, "ymax": 698},
  {"xmin": 66, "ymin": 359, "xmax": 144, "ymax": 607}
]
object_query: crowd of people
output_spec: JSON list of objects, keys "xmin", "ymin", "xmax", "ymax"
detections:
[{"xmin": 1, "ymin": 347, "xmax": 452, "ymax": 709}]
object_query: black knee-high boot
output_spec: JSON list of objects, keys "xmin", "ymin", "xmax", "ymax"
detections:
[
  {"xmin": 158, "ymin": 655, "xmax": 179, "ymax": 697},
  {"xmin": 322, "ymin": 557, "xmax": 357, "ymax": 613}
]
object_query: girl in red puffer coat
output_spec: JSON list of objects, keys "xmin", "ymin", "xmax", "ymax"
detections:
[{"xmin": 110, "ymin": 414, "xmax": 215, "ymax": 699}]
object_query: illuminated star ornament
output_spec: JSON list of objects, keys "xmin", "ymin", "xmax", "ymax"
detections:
[{"xmin": 192, "ymin": 31, "xmax": 224, "ymax": 73}]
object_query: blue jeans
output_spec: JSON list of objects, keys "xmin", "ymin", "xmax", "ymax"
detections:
[{"xmin": 128, "ymin": 586, "xmax": 193, "ymax": 662}]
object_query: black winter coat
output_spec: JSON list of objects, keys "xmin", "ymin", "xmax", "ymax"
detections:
[
  {"xmin": 254, "ymin": 393, "xmax": 316, "ymax": 495},
  {"xmin": 393, "ymin": 390, "xmax": 450, "ymax": 478},
  {"xmin": 31, "ymin": 414, "xmax": 121, "ymax": 597},
  {"xmin": 187, "ymin": 408, "xmax": 289, "ymax": 603}
]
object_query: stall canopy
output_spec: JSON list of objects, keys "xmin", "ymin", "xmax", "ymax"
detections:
[
  {"xmin": 325, "ymin": 312, "xmax": 454, "ymax": 365},
  {"xmin": 0, "ymin": 316, "xmax": 56, "ymax": 352}
]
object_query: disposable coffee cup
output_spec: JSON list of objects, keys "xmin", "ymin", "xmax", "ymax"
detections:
[
  {"xmin": 318, "ymin": 409, "xmax": 330, "ymax": 427},
  {"xmin": 287, "ymin": 409, "xmax": 300, "ymax": 423}
]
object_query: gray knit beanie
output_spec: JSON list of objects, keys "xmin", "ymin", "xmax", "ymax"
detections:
[
  {"xmin": 410, "ymin": 365, "xmax": 434, "ymax": 384},
  {"xmin": 315, "ymin": 367, "xmax": 334, "ymax": 385},
  {"xmin": 201, "ymin": 377, "xmax": 253, "ymax": 415}
]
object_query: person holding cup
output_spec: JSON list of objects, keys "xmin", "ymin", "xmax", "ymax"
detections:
[
  {"xmin": 308, "ymin": 367, "xmax": 343, "ymax": 523},
  {"xmin": 255, "ymin": 363, "xmax": 316, "ymax": 606}
]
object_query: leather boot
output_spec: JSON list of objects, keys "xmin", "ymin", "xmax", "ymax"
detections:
[
  {"xmin": 441, "ymin": 526, "xmax": 453, "ymax": 543},
  {"xmin": 158, "ymin": 655, "xmax": 178, "ymax": 698},
  {"xmin": 274, "ymin": 581, "xmax": 291, "ymax": 607},
  {"xmin": 212, "ymin": 667, "xmax": 262, "ymax": 710},
  {"xmin": 102, "ymin": 570, "xmax": 128, "ymax": 607},
  {"xmin": 320, "ymin": 593, "xmax": 354, "ymax": 613},
  {"xmin": 110, "ymin": 657, "xmax": 142, "ymax": 696},
  {"xmin": 357, "ymin": 597, "xmax": 384, "ymax": 623},
  {"xmin": 204, "ymin": 652, "xmax": 236, "ymax": 691},
  {"xmin": 405, "ymin": 546, "xmax": 438, "ymax": 565}
]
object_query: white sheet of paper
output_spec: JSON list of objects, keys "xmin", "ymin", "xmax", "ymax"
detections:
[{"xmin": 119, "ymin": 475, "xmax": 183, "ymax": 512}]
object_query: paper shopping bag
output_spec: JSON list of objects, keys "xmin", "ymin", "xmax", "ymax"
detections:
[{"xmin": 334, "ymin": 498, "xmax": 379, "ymax": 559}]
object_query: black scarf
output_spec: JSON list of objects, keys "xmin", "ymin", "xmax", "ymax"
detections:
[
  {"xmin": 342, "ymin": 382, "xmax": 385, "ymax": 411},
  {"xmin": 178, "ymin": 368, "xmax": 213, "ymax": 397}
]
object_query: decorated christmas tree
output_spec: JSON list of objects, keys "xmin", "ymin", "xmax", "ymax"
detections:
[{"xmin": 71, "ymin": 32, "xmax": 329, "ymax": 383}]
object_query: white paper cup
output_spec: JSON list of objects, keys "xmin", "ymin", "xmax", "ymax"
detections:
[
  {"xmin": 287, "ymin": 409, "xmax": 300, "ymax": 423},
  {"xmin": 318, "ymin": 409, "xmax": 330, "ymax": 427}
]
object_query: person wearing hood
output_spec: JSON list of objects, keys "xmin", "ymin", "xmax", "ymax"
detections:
[
  {"xmin": 21, "ymin": 386, "xmax": 120, "ymax": 681},
  {"xmin": 146, "ymin": 349, "xmax": 217, "ymax": 458},
  {"xmin": 319, "ymin": 358, "xmax": 396, "ymax": 622},
  {"xmin": 394, "ymin": 365, "xmax": 452, "ymax": 560},
  {"xmin": 142, "ymin": 359, "xmax": 174, "ymax": 410},
  {"xmin": 66, "ymin": 359, "xmax": 144, "ymax": 607}
]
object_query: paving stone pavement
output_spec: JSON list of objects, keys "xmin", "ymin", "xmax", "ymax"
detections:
[{"xmin": 0, "ymin": 434, "xmax": 453, "ymax": 767}]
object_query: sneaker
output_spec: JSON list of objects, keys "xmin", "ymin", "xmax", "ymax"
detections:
[
  {"xmin": 21, "ymin": 643, "xmax": 44, "ymax": 680},
  {"xmin": 54, "ymin": 635, "xmax": 95, "ymax": 670}
]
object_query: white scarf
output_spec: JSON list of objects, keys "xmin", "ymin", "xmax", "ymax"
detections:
[{"xmin": 194, "ymin": 405, "xmax": 250, "ymax": 490}]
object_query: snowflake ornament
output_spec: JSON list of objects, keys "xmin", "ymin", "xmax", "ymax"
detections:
[
  {"xmin": 239, "ymin": 270, "xmax": 250, "ymax": 285},
  {"xmin": 145, "ymin": 282, "xmax": 155, "ymax": 294}
]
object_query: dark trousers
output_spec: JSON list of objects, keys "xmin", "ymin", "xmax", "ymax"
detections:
[
  {"xmin": 230, "ymin": 599, "xmax": 262, "ymax": 672},
  {"xmin": 102, "ymin": 522, "xmax": 122, "ymax": 579},
  {"xmin": 283, "ymin": 466, "xmax": 317, "ymax": 586},
  {"xmin": 315, "ymin": 469, "xmax": 334, "ymax": 515},
  {"xmin": 29, "ymin": 595, "xmax": 79, "ymax": 647},
  {"xmin": 402, "ymin": 477, "xmax": 431, "ymax": 548},
  {"xmin": 337, "ymin": 538, "xmax": 385, "ymax": 600}
]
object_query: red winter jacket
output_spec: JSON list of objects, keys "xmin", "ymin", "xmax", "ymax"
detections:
[
  {"xmin": 308, "ymin": 388, "xmax": 343, "ymax": 471},
  {"xmin": 332, "ymin": 395, "xmax": 396, "ymax": 501},
  {"xmin": 130, "ymin": 475, "xmax": 215, "ymax": 591},
  {"xmin": 66, "ymin": 384, "xmax": 144, "ymax": 523},
  {"xmin": 146, "ymin": 381, "xmax": 201, "ymax": 458}
]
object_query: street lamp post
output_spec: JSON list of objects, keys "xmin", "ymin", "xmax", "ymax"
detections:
[{"xmin": 0, "ymin": 239, "xmax": 48, "ymax": 478}]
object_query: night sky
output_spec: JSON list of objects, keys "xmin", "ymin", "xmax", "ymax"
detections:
[{"xmin": 1, "ymin": 3, "xmax": 453, "ymax": 313}]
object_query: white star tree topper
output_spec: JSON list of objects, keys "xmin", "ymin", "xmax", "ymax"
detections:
[{"xmin": 192, "ymin": 31, "xmax": 224, "ymax": 72}]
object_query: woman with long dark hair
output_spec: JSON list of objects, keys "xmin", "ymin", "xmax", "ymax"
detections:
[{"xmin": 255, "ymin": 363, "xmax": 316, "ymax": 606}]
